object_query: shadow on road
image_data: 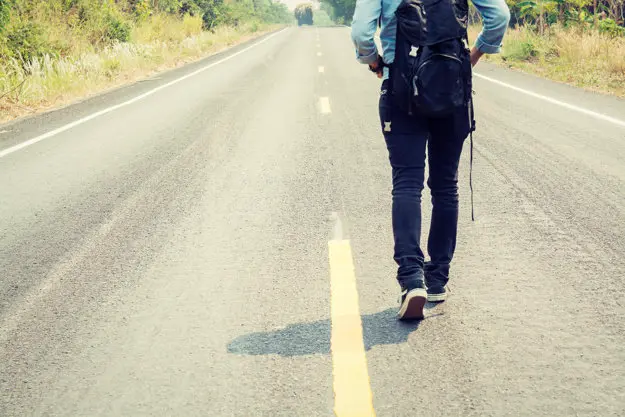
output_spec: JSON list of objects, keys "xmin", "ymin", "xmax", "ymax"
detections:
[{"xmin": 227, "ymin": 306, "xmax": 443, "ymax": 357}]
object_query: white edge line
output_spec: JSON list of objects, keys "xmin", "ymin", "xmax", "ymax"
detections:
[
  {"xmin": 474, "ymin": 73, "xmax": 625, "ymax": 129},
  {"xmin": 0, "ymin": 28, "xmax": 289, "ymax": 159}
]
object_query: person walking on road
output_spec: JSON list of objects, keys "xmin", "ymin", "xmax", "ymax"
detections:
[{"xmin": 351, "ymin": 0, "xmax": 510, "ymax": 320}]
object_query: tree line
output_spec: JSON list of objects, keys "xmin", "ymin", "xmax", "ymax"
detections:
[{"xmin": 0, "ymin": 0, "xmax": 292, "ymax": 62}]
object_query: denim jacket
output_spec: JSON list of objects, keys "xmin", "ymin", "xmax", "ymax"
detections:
[{"xmin": 351, "ymin": 0, "xmax": 510, "ymax": 77}]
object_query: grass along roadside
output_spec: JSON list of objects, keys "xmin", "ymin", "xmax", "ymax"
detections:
[
  {"xmin": 0, "ymin": 20, "xmax": 281, "ymax": 124},
  {"xmin": 469, "ymin": 25, "xmax": 625, "ymax": 98}
]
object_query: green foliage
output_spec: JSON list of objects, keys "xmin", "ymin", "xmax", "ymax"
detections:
[
  {"xmin": 133, "ymin": 0, "xmax": 152, "ymax": 21},
  {"xmin": 506, "ymin": 0, "xmax": 624, "ymax": 34},
  {"xmin": 497, "ymin": 25, "xmax": 558, "ymax": 62},
  {"xmin": 313, "ymin": 9, "xmax": 334, "ymax": 25},
  {"xmin": 0, "ymin": 0, "xmax": 11, "ymax": 34},
  {"xmin": 260, "ymin": 1, "xmax": 292, "ymax": 24},
  {"xmin": 201, "ymin": 0, "xmax": 225, "ymax": 30},
  {"xmin": 0, "ymin": 0, "xmax": 291, "ymax": 65},
  {"xmin": 4, "ymin": 21, "xmax": 53, "ymax": 62},
  {"xmin": 318, "ymin": 2, "xmax": 336, "ymax": 22},
  {"xmin": 320, "ymin": 0, "xmax": 355, "ymax": 24},
  {"xmin": 193, "ymin": 0, "xmax": 290, "ymax": 29},
  {"xmin": 517, "ymin": 0, "xmax": 540, "ymax": 19},
  {"xmin": 105, "ymin": 15, "xmax": 132, "ymax": 42},
  {"xmin": 153, "ymin": 0, "xmax": 183, "ymax": 13},
  {"xmin": 179, "ymin": 0, "xmax": 203, "ymax": 16},
  {"xmin": 598, "ymin": 18, "xmax": 625, "ymax": 36},
  {"xmin": 502, "ymin": 34, "xmax": 540, "ymax": 59}
]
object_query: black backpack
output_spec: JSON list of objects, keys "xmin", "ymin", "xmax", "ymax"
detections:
[{"xmin": 390, "ymin": 0, "xmax": 474, "ymax": 121}]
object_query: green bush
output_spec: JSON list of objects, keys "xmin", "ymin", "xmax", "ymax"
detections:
[
  {"xmin": 4, "ymin": 21, "xmax": 53, "ymax": 62},
  {"xmin": 0, "ymin": 0, "xmax": 11, "ymax": 34},
  {"xmin": 0, "ymin": 0, "xmax": 290, "ymax": 64},
  {"xmin": 201, "ymin": 0, "xmax": 226, "ymax": 30},
  {"xmin": 313, "ymin": 9, "xmax": 333, "ymax": 26},
  {"xmin": 319, "ymin": 0, "xmax": 354, "ymax": 25},
  {"xmin": 503, "ymin": 37, "xmax": 539, "ymax": 60},
  {"xmin": 105, "ymin": 15, "xmax": 131, "ymax": 42},
  {"xmin": 179, "ymin": 0, "xmax": 203, "ymax": 16},
  {"xmin": 598, "ymin": 19, "xmax": 625, "ymax": 38},
  {"xmin": 153, "ymin": 0, "xmax": 182, "ymax": 13},
  {"xmin": 133, "ymin": 0, "xmax": 152, "ymax": 21}
]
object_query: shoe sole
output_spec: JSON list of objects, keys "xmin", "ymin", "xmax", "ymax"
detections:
[
  {"xmin": 427, "ymin": 292, "xmax": 447, "ymax": 302},
  {"xmin": 398, "ymin": 288, "xmax": 427, "ymax": 320}
]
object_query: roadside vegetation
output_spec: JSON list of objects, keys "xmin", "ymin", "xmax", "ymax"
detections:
[
  {"xmin": 469, "ymin": 24, "xmax": 625, "ymax": 96},
  {"xmin": 469, "ymin": 0, "xmax": 625, "ymax": 96},
  {"xmin": 312, "ymin": 9, "xmax": 335, "ymax": 26},
  {"xmin": 0, "ymin": 0, "xmax": 292, "ymax": 122}
]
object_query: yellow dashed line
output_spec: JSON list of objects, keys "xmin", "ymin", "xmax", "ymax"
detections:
[
  {"xmin": 328, "ymin": 240, "xmax": 376, "ymax": 417},
  {"xmin": 320, "ymin": 97, "xmax": 332, "ymax": 114}
]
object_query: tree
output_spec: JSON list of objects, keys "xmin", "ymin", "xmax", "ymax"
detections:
[
  {"xmin": 151, "ymin": 0, "xmax": 183, "ymax": 13},
  {"xmin": 504, "ymin": 0, "xmax": 625, "ymax": 29},
  {"xmin": 0, "ymin": 0, "xmax": 11, "ymax": 34},
  {"xmin": 517, "ymin": 0, "xmax": 559, "ymax": 33},
  {"xmin": 319, "ymin": 1, "xmax": 336, "ymax": 21},
  {"xmin": 320, "ymin": 0, "xmax": 356, "ymax": 24}
]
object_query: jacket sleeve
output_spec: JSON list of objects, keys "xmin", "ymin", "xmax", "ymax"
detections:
[
  {"xmin": 350, "ymin": 0, "xmax": 383, "ymax": 64},
  {"xmin": 471, "ymin": 0, "xmax": 511, "ymax": 54}
]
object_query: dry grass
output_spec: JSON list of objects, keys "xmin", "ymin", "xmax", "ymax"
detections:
[
  {"xmin": 132, "ymin": 14, "xmax": 205, "ymax": 44},
  {"xmin": 0, "ymin": 19, "xmax": 277, "ymax": 123},
  {"xmin": 470, "ymin": 25, "xmax": 625, "ymax": 97}
]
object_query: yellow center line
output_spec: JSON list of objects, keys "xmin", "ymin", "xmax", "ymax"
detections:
[
  {"xmin": 320, "ymin": 97, "xmax": 332, "ymax": 114},
  {"xmin": 328, "ymin": 240, "xmax": 376, "ymax": 417}
]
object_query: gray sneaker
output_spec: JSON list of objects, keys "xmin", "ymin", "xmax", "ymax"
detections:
[{"xmin": 426, "ymin": 284, "xmax": 448, "ymax": 302}]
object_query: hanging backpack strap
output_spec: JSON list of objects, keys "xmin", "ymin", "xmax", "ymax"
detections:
[
  {"xmin": 469, "ymin": 129, "xmax": 475, "ymax": 222},
  {"xmin": 465, "ymin": 28, "xmax": 476, "ymax": 222},
  {"xmin": 469, "ymin": 92, "xmax": 476, "ymax": 222}
]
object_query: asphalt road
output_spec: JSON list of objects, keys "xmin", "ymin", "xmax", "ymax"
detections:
[{"xmin": 1, "ymin": 27, "xmax": 624, "ymax": 417}]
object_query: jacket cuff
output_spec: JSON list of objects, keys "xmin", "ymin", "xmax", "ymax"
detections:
[
  {"xmin": 357, "ymin": 49, "xmax": 379, "ymax": 65},
  {"xmin": 475, "ymin": 35, "xmax": 502, "ymax": 54}
]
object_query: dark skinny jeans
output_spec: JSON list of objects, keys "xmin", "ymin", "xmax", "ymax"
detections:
[{"xmin": 378, "ymin": 79, "xmax": 470, "ymax": 288}]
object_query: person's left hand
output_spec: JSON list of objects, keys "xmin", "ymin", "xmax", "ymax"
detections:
[
  {"xmin": 368, "ymin": 56, "xmax": 384, "ymax": 78},
  {"xmin": 470, "ymin": 47, "xmax": 484, "ymax": 67}
]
